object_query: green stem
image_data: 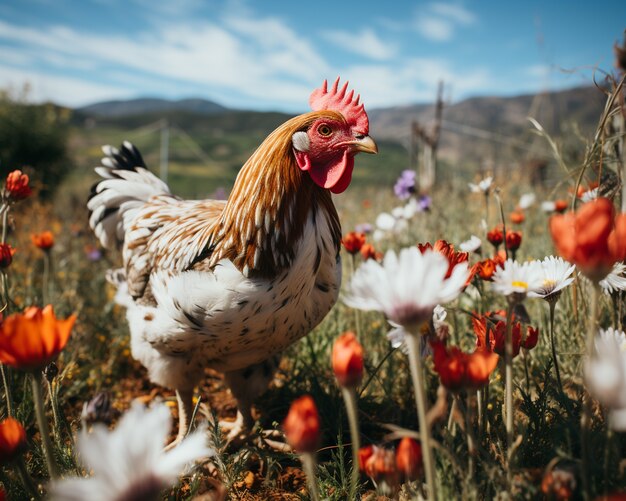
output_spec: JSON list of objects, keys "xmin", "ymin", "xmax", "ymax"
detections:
[
  {"xmin": 341, "ymin": 386, "xmax": 361, "ymax": 500},
  {"xmin": 42, "ymin": 252, "xmax": 50, "ymax": 306},
  {"xmin": 581, "ymin": 282, "xmax": 600, "ymax": 500},
  {"xmin": 46, "ymin": 379, "xmax": 62, "ymax": 442},
  {"xmin": 1, "ymin": 363, "xmax": 13, "ymax": 417},
  {"xmin": 300, "ymin": 452, "xmax": 321, "ymax": 501},
  {"xmin": 504, "ymin": 303, "xmax": 515, "ymax": 489},
  {"xmin": 31, "ymin": 373, "xmax": 59, "ymax": 478},
  {"xmin": 351, "ymin": 254, "xmax": 362, "ymax": 339},
  {"xmin": 548, "ymin": 299, "xmax": 564, "ymax": 395},
  {"xmin": 405, "ymin": 331, "xmax": 437, "ymax": 500}
]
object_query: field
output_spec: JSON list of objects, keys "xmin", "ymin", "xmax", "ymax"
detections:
[{"xmin": 0, "ymin": 79, "xmax": 625, "ymax": 501}]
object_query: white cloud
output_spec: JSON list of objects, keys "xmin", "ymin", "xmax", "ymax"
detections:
[
  {"xmin": 322, "ymin": 28, "xmax": 397, "ymax": 60},
  {"xmin": 414, "ymin": 2, "xmax": 477, "ymax": 42}
]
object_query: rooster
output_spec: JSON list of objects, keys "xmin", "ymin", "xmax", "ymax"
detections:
[{"xmin": 88, "ymin": 78, "xmax": 377, "ymax": 447}]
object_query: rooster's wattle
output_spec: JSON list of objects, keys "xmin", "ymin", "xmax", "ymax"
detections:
[{"xmin": 88, "ymin": 78, "xmax": 377, "ymax": 446}]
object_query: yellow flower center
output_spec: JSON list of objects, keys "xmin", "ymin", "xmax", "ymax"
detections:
[
  {"xmin": 543, "ymin": 279, "xmax": 556, "ymax": 287},
  {"xmin": 511, "ymin": 280, "xmax": 528, "ymax": 289}
]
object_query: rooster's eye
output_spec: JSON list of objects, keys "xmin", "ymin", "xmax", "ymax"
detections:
[{"xmin": 318, "ymin": 124, "xmax": 333, "ymax": 137}]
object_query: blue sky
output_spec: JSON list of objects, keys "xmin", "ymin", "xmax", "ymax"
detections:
[{"xmin": 0, "ymin": 0, "xmax": 625, "ymax": 111}]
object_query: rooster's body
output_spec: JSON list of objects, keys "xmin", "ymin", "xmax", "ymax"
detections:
[{"xmin": 88, "ymin": 80, "xmax": 376, "ymax": 444}]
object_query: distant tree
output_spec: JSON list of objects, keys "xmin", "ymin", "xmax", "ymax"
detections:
[{"xmin": 0, "ymin": 85, "xmax": 72, "ymax": 197}]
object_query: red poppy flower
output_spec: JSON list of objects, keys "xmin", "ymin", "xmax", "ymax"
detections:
[
  {"xmin": 431, "ymin": 341, "xmax": 499, "ymax": 391},
  {"xmin": 31, "ymin": 231, "xmax": 55, "ymax": 251},
  {"xmin": 0, "ymin": 305, "xmax": 75, "ymax": 370},
  {"xmin": 358, "ymin": 445, "xmax": 374, "ymax": 471},
  {"xmin": 360, "ymin": 243, "xmax": 377, "ymax": 261},
  {"xmin": 550, "ymin": 198, "xmax": 626, "ymax": 282},
  {"xmin": 283, "ymin": 395, "xmax": 320, "ymax": 453},
  {"xmin": 487, "ymin": 227, "xmax": 504, "ymax": 248},
  {"xmin": 396, "ymin": 437, "xmax": 422, "ymax": 481},
  {"xmin": 417, "ymin": 239, "xmax": 474, "ymax": 283},
  {"xmin": 0, "ymin": 244, "xmax": 15, "ymax": 269},
  {"xmin": 5, "ymin": 170, "xmax": 31, "ymax": 201},
  {"xmin": 505, "ymin": 230, "xmax": 522, "ymax": 252},
  {"xmin": 363, "ymin": 445, "xmax": 399, "ymax": 486},
  {"xmin": 509, "ymin": 211, "xmax": 525, "ymax": 224},
  {"xmin": 472, "ymin": 311, "xmax": 539, "ymax": 358},
  {"xmin": 0, "ymin": 417, "xmax": 27, "ymax": 463},
  {"xmin": 342, "ymin": 232, "xmax": 366, "ymax": 254},
  {"xmin": 332, "ymin": 332, "xmax": 364, "ymax": 388}
]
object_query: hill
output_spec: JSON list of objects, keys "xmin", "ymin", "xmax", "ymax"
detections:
[{"xmin": 77, "ymin": 97, "xmax": 227, "ymax": 118}]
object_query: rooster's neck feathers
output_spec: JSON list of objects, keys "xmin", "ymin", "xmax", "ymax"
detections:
[{"xmin": 208, "ymin": 112, "xmax": 342, "ymax": 278}]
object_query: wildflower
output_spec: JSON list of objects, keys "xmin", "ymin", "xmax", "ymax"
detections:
[
  {"xmin": 50, "ymin": 403, "xmax": 212, "ymax": 501},
  {"xmin": 509, "ymin": 211, "xmax": 525, "ymax": 224},
  {"xmin": 344, "ymin": 247, "xmax": 469, "ymax": 330},
  {"xmin": 600, "ymin": 262, "xmax": 626, "ymax": 295},
  {"xmin": 0, "ymin": 305, "xmax": 75, "ymax": 370},
  {"xmin": 81, "ymin": 392, "xmax": 114, "ymax": 426},
  {"xmin": 363, "ymin": 446, "xmax": 399, "ymax": 494},
  {"xmin": 4, "ymin": 170, "xmax": 31, "ymax": 201},
  {"xmin": 459, "ymin": 235, "xmax": 481, "ymax": 253},
  {"xmin": 528, "ymin": 256, "xmax": 576, "ymax": 302},
  {"xmin": 550, "ymin": 198, "xmax": 626, "ymax": 282},
  {"xmin": 354, "ymin": 223, "xmax": 373, "ymax": 235},
  {"xmin": 580, "ymin": 187, "xmax": 599, "ymax": 203},
  {"xmin": 417, "ymin": 240, "xmax": 473, "ymax": 282},
  {"xmin": 84, "ymin": 245, "xmax": 103, "ymax": 262},
  {"xmin": 505, "ymin": 230, "xmax": 522, "ymax": 252},
  {"xmin": 486, "ymin": 226, "xmax": 504, "ymax": 249},
  {"xmin": 283, "ymin": 395, "xmax": 320, "ymax": 453},
  {"xmin": 431, "ymin": 341, "xmax": 498, "ymax": 391},
  {"xmin": 358, "ymin": 445, "xmax": 374, "ymax": 471},
  {"xmin": 468, "ymin": 176, "xmax": 493, "ymax": 194},
  {"xmin": 0, "ymin": 418, "xmax": 27, "ymax": 463},
  {"xmin": 395, "ymin": 437, "xmax": 422, "ymax": 481},
  {"xmin": 0, "ymin": 244, "xmax": 15, "ymax": 268},
  {"xmin": 542, "ymin": 200, "xmax": 569, "ymax": 214},
  {"xmin": 342, "ymin": 232, "xmax": 366, "ymax": 255},
  {"xmin": 541, "ymin": 465, "xmax": 577, "ymax": 501},
  {"xmin": 473, "ymin": 311, "xmax": 539, "ymax": 357},
  {"xmin": 491, "ymin": 259, "xmax": 543, "ymax": 300},
  {"xmin": 332, "ymin": 332, "xmax": 364, "ymax": 388},
  {"xmin": 585, "ymin": 328, "xmax": 626, "ymax": 430},
  {"xmin": 518, "ymin": 193, "xmax": 536, "ymax": 210},
  {"xmin": 360, "ymin": 243, "xmax": 378, "ymax": 261},
  {"xmin": 417, "ymin": 194, "xmax": 432, "ymax": 212},
  {"xmin": 394, "ymin": 170, "xmax": 416, "ymax": 200},
  {"xmin": 523, "ymin": 325, "xmax": 539, "ymax": 350},
  {"xmin": 31, "ymin": 231, "xmax": 55, "ymax": 251}
]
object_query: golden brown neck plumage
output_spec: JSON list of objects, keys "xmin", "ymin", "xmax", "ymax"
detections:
[{"xmin": 209, "ymin": 111, "xmax": 342, "ymax": 277}]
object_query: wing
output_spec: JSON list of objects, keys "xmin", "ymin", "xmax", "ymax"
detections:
[{"xmin": 123, "ymin": 197, "xmax": 226, "ymax": 300}]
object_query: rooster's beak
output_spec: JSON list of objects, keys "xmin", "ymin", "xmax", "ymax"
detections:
[{"xmin": 349, "ymin": 135, "xmax": 378, "ymax": 155}]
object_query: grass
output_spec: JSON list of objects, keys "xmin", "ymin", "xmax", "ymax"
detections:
[{"xmin": 1, "ymin": 81, "xmax": 626, "ymax": 500}]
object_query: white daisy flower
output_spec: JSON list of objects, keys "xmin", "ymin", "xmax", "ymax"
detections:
[
  {"xmin": 376, "ymin": 212, "xmax": 396, "ymax": 231},
  {"xmin": 599, "ymin": 262, "xmax": 626, "ymax": 295},
  {"xmin": 386, "ymin": 305, "xmax": 447, "ymax": 352},
  {"xmin": 50, "ymin": 403, "xmax": 213, "ymax": 501},
  {"xmin": 528, "ymin": 256, "xmax": 576, "ymax": 300},
  {"xmin": 468, "ymin": 176, "xmax": 493, "ymax": 194},
  {"xmin": 541, "ymin": 201, "xmax": 557, "ymax": 213},
  {"xmin": 585, "ymin": 328, "xmax": 626, "ymax": 431},
  {"xmin": 345, "ymin": 247, "xmax": 469, "ymax": 330},
  {"xmin": 518, "ymin": 193, "xmax": 536, "ymax": 210},
  {"xmin": 580, "ymin": 187, "xmax": 599, "ymax": 203},
  {"xmin": 459, "ymin": 235, "xmax": 482, "ymax": 253},
  {"xmin": 491, "ymin": 259, "xmax": 544, "ymax": 299}
]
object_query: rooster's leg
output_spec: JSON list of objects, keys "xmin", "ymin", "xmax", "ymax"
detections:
[{"xmin": 164, "ymin": 389, "xmax": 194, "ymax": 451}]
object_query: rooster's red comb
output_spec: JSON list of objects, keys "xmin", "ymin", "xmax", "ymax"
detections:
[{"xmin": 309, "ymin": 77, "xmax": 369, "ymax": 134}]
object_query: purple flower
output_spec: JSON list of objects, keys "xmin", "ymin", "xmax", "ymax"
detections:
[
  {"xmin": 85, "ymin": 245, "xmax": 103, "ymax": 262},
  {"xmin": 355, "ymin": 223, "xmax": 373, "ymax": 234},
  {"xmin": 394, "ymin": 170, "xmax": 416, "ymax": 200},
  {"xmin": 417, "ymin": 194, "xmax": 432, "ymax": 211}
]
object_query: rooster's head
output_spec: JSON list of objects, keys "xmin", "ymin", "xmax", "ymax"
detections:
[{"xmin": 292, "ymin": 78, "xmax": 377, "ymax": 194}]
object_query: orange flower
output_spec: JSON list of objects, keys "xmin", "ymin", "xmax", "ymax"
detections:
[
  {"xmin": 475, "ymin": 258, "xmax": 497, "ymax": 281},
  {"xmin": 360, "ymin": 243, "xmax": 378, "ymax": 261},
  {"xmin": 554, "ymin": 200, "xmax": 568, "ymax": 213},
  {"xmin": 5, "ymin": 170, "xmax": 31, "ymax": 201},
  {"xmin": 363, "ymin": 445, "xmax": 399, "ymax": 486},
  {"xmin": 509, "ymin": 211, "xmax": 525, "ymax": 224},
  {"xmin": 541, "ymin": 467, "xmax": 576, "ymax": 501},
  {"xmin": 486, "ymin": 226, "xmax": 504, "ymax": 248},
  {"xmin": 417, "ymin": 239, "xmax": 474, "ymax": 283},
  {"xmin": 522, "ymin": 325, "xmax": 539, "ymax": 350},
  {"xmin": 0, "ymin": 305, "xmax": 76, "ymax": 370},
  {"xmin": 0, "ymin": 244, "xmax": 15, "ymax": 269},
  {"xmin": 505, "ymin": 230, "xmax": 522, "ymax": 252},
  {"xmin": 358, "ymin": 445, "xmax": 374, "ymax": 471},
  {"xmin": 550, "ymin": 198, "xmax": 626, "ymax": 282},
  {"xmin": 31, "ymin": 231, "xmax": 54, "ymax": 251},
  {"xmin": 0, "ymin": 417, "xmax": 27, "ymax": 463},
  {"xmin": 395, "ymin": 437, "xmax": 422, "ymax": 481},
  {"xmin": 431, "ymin": 341, "xmax": 499, "ymax": 391},
  {"xmin": 332, "ymin": 332, "xmax": 364, "ymax": 388},
  {"xmin": 342, "ymin": 232, "xmax": 366, "ymax": 254},
  {"xmin": 283, "ymin": 395, "xmax": 320, "ymax": 453},
  {"xmin": 472, "ymin": 311, "xmax": 539, "ymax": 358}
]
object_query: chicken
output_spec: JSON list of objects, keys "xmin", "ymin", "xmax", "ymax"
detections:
[{"xmin": 88, "ymin": 78, "xmax": 377, "ymax": 447}]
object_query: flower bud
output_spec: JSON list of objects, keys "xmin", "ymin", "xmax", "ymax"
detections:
[
  {"xmin": 332, "ymin": 332, "xmax": 364, "ymax": 388},
  {"xmin": 342, "ymin": 232, "xmax": 366, "ymax": 254},
  {"xmin": 5, "ymin": 170, "xmax": 31, "ymax": 201},
  {"xmin": 31, "ymin": 231, "xmax": 55, "ymax": 251},
  {"xmin": 0, "ymin": 418, "xmax": 27, "ymax": 462},
  {"xmin": 395, "ymin": 437, "xmax": 423, "ymax": 481},
  {"xmin": 0, "ymin": 244, "xmax": 15, "ymax": 269},
  {"xmin": 283, "ymin": 395, "xmax": 320, "ymax": 453}
]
